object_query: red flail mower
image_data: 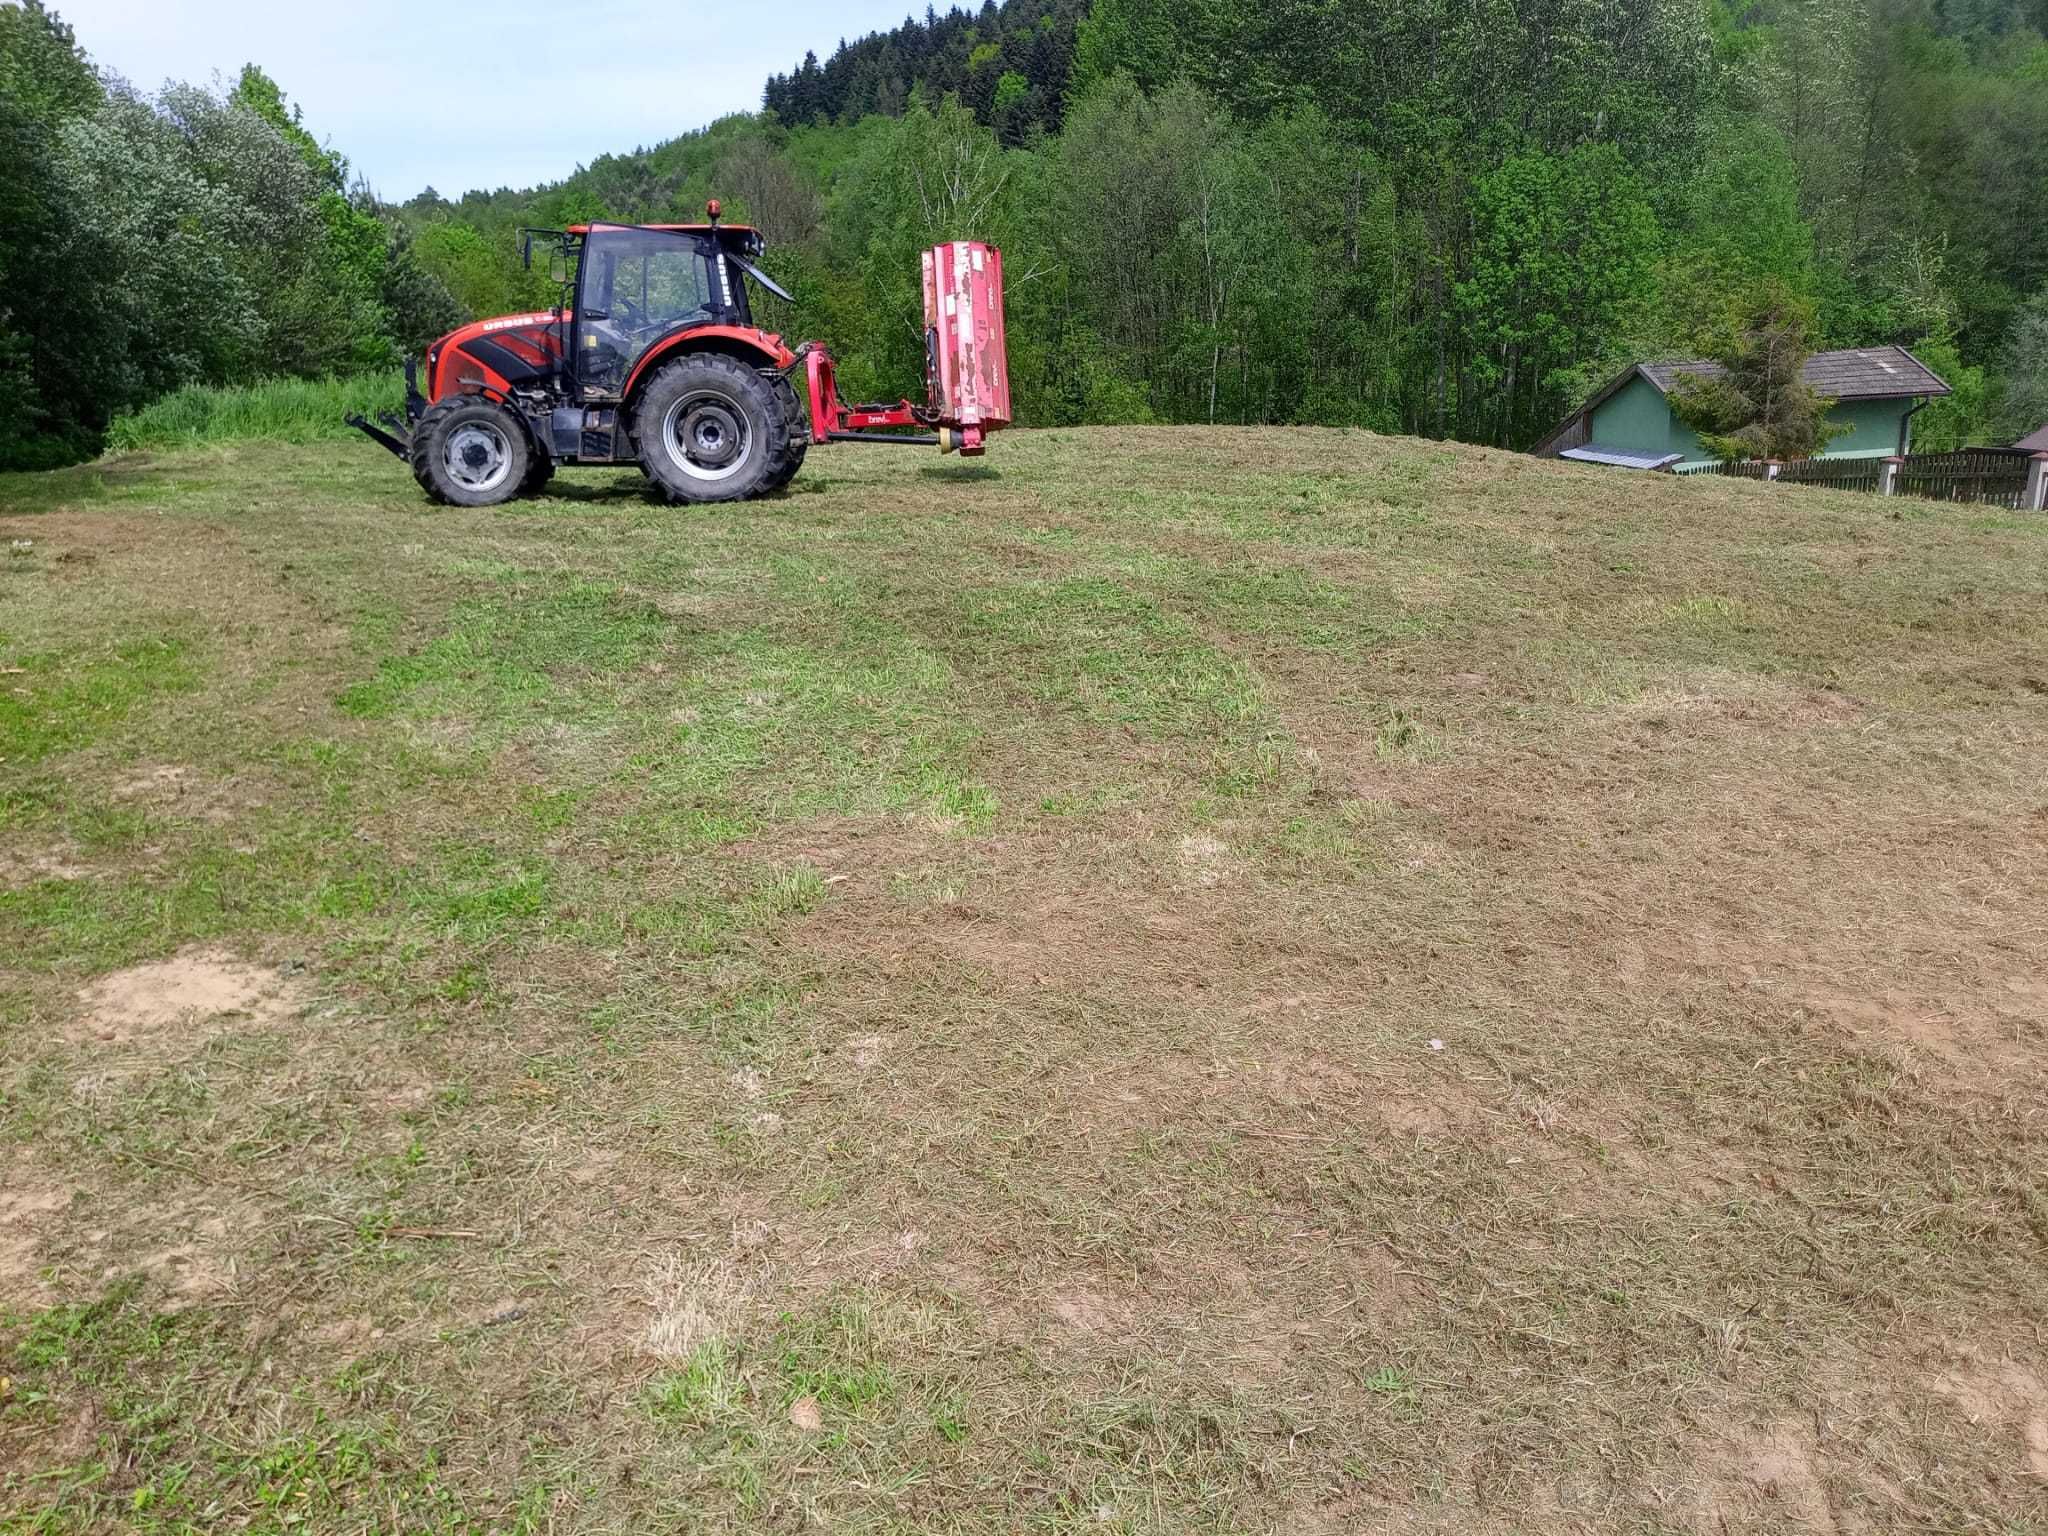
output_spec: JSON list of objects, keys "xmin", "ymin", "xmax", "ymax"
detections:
[{"xmin": 350, "ymin": 206, "xmax": 1010, "ymax": 505}]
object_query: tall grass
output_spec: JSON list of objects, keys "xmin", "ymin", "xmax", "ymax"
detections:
[{"xmin": 105, "ymin": 372, "xmax": 406, "ymax": 452}]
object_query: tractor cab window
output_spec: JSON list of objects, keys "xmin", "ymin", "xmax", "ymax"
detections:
[{"xmin": 574, "ymin": 226, "xmax": 736, "ymax": 398}]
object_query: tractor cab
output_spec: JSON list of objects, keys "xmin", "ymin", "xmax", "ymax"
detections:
[{"xmin": 564, "ymin": 222, "xmax": 767, "ymax": 399}]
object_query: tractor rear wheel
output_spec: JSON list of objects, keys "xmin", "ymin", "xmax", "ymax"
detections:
[
  {"xmin": 519, "ymin": 454, "xmax": 555, "ymax": 498},
  {"xmin": 764, "ymin": 374, "xmax": 809, "ymax": 493},
  {"xmin": 409, "ymin": 396, "xmax": 530, "ymax": 508},
  {"xmin": 633, "ymin": 353, "xmax": 799, "ymax": 504}
]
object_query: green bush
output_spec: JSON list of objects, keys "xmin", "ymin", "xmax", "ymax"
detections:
[{"xmin": 104, "ymin": 372, "xmax": 405, "ymax": 452}]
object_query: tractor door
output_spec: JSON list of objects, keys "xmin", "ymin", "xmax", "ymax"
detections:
[{"xmin": 570, "ymin": 226, "xmax": 723, "ymax": 404}]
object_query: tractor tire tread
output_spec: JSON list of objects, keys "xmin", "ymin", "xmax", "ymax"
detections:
[
  {"xmin": 633, "ymin": 353, "xmax": 798, "ymax": 504},
  {"xmin": 408, "ymin": 395, "xmax": 530, "ymax": 508},
  {"xmin": 766, "ymin": 374, "xmax": 809, "ymax": 493}
]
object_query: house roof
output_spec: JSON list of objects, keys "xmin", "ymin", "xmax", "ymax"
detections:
[
  {"xmin": 1560, "ymin": 444, "xmax": 1683, "ymax": 470},
  {"xmin": 2017, "ymin": 423, "xmax": 2048, "ymax": 452},
  {"xmin": 1637, "ymin": 346, "xmax": 1950, "ymax": 402}
]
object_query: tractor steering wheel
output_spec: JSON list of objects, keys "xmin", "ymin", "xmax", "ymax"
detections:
[{"xmin": 612, "ymin": 296, "xmax": 646, "ymax": 331}]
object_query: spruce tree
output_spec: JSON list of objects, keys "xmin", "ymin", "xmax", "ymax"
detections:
[{"xmin": 1671, "ymin": 284, "xmax": 1840, "ymax": 462}]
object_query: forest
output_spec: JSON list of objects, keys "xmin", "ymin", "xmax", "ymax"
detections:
[{"xmin": 2, "ymin": 0, "xmax": 2045, "ymax": 469}]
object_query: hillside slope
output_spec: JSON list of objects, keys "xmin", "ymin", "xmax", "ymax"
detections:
[{"xmin": 4, "ymin": 429, "xmax": 2047, "ymax": 1531}]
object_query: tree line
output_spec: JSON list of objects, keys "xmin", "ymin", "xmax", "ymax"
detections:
[
  {"xmin": 764, "ymin": 0, "xmax": 1088, "ymax": 146},
  {"xmin": 0, "ymin": 2, "xmax": 459, "ymax": 469},
  {"xmin": 4, "ymin": 0, "xmax": 2045, "ymax": 470}
]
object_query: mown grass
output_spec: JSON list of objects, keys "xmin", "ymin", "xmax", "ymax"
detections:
[
  {"xmin": 0, "ymin": 637, "xmax": 199, "ymax": 767},
  {"xmin": 3, "ymin": 427, "xmax": 2047, "ymax": 1533}
]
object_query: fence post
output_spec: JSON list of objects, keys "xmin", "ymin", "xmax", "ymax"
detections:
[
  {"xmin": 1880, "ymin": 456, "xmax": 1903, "ymax": 497},
  {"xmin": 2028, "ymin": 453, "xmax": 2048, "ymax": 512},
  {"xmin": 1765, "ymin": 460, "xmax": 1783, "ymax": 482}
]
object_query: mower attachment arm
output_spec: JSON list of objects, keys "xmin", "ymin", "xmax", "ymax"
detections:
[{"xmin": 800, "ymin": 346, "xmax": 933, "ymax": 445}]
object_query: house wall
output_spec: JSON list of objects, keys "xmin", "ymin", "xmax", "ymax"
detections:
[
  {"xmin": 1590, "ymin": 377, "xmax": 1701, "ymax": 460},
  {"xmin": 1825, "ymin": 397, "xmax": 1913, "ymax": 458}
]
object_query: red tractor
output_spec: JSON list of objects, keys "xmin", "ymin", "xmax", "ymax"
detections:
[{"xmin": 350, "ymin": 207, "xmax": 1010, "ymax": 505}]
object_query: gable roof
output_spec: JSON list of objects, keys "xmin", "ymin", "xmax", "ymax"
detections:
[
  {"xmin": 2017, "ymin": 423, "xmax": 2048, "ymax": 452},
  {"xmin": 1637, "ymin": 346, "xmax": 1950, "ymax": 402}
]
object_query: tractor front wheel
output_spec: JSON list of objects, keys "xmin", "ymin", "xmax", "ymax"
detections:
[
  {"xmin": 409, "ymin": 396, "xmax": 531, "ymax": 508},
  {"xmin": 634, "ymin": 354, "xmax": 799, "ymax": 504}
]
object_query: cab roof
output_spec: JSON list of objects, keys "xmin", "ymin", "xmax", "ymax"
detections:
[{"xmin": 566, "ymin": 223, "xmax": 760, "ymax": 237}]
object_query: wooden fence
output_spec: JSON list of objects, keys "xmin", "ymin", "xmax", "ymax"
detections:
[
  {"xmin": 1894, "ymin": 449, "xmax": 2036, "ymax": 509},
  {"xmin": 1777, "ymin": 455, "xmax": 1885, "ymax": 492},
  {"xmin": 1677, "ymin": 448, "xmax": 2048, "ymax": 510}
]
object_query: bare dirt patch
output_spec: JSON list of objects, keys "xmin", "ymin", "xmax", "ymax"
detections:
[
  {"xmin": 114, "ymin": 1204, "xmax": 250, "ymax": 1306},
  {"xmin": 0, "ymin": 1181, "xmax": 76, "ymax": 1301},
  {"xmin": 1046, "ymin": 1284, "xmax": 1121, "ymax": 1337},
  {"xmin": 1799, "ymin": 976, "xmax": 2046, "ymax": 1085},
  {"xmin": 1931, "ymin": 1354, "xmax": 2048, "ymax": 1483},
  {"xmin": 72, "ymin": 946, "xmax": 308, "ymax": 1048},
  {"xmin": 111, "ymin": 763, "xmax": 192, "ymax": 801},
  {"xmin": 729, "ymin": 813, "xmax": 938, "ymax": 884},
  {"xmin": 0, "ymin": 847, "xmax": 88, "ymax": 886},
  {"xmin": 108, "ymin": 763, "xmax": 273, "ymax": 824},
  {"xmin": 1622, "ymin": 667, "xmax": 1864, "ymax": 727},
  {"xmin": 0, "ymin": 1178, "xmax": 254, "ymax": 1308},
  {"xmin": 1696, "ymin": 1420, "xmax": 1835, "ymax": 1532}
]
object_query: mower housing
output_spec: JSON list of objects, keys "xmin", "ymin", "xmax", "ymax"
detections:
[{"xmin": 922, "ymin": 241, "xmax": 1010, "ymax": 455}]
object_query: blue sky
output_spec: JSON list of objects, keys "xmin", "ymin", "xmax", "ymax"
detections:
[{"xmin": 56, "ymin": 0, "xmax": 917, "ymax": 200}]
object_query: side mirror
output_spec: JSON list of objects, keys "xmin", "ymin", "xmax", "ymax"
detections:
[{"xmin": 550, "ymin": 248, "xmax": 569, "ymax": 285}]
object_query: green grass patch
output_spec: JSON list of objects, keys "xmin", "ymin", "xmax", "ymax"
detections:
[
  {"xmin": 773, "ymin": 1301, "xmax": 898, "ymax": 1414},
  {"xmin": 103, "ymin": 371, "xmax": 405, "ymax": 452},
  {"xmin": 406, "ymin": 846, "xmax": 550, "ymax": 940},
  {"xmin": 1181, "ymin": 562, "xmax": 1434, "ymax": 655},
  {"xmin": 962, "ymin": 577, "xmax": 1263, "ymax": 735},
  {"xmin": 336, "ymin": 578, "xmax": 668, "ymax": 726},
  {"xmin": 633, "ymin": 625, "xmax": 982, "ymax": 828},
  {"xmin": 646, "ymin": 1341, "xmax": 745, "ymax": 1430},
  {"xmin": 0, "ymin": 826, "xmax": 376, "ymax": 973},
  {"xmin": 0, "ymin": 637, "xmax": 199, "ymax": 767}
]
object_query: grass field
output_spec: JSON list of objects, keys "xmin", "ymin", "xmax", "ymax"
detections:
[{"xmin": 3, "ymin": 428, "xmax": 2047, "ymax": 1534}]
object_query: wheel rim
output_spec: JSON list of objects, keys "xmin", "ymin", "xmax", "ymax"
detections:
[
  {"xmin": 445, "ymin": 421, "xmax": 512, "ymax": 494},
  {"xmin": 662, "ymin": 389, "xmax": 754, "ymax": 483}
]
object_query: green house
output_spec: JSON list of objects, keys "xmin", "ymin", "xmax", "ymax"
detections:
[{"xmin": 1534, "ymin": 346, "xmax": 1951, "ymax": 469}]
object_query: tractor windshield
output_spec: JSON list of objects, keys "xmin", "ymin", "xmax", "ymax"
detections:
[{"xmin": 573, "ymin": 225, "xmax": 747, "ymax": 398}]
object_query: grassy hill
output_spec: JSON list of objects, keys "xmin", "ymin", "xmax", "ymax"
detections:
[{"xmin": 4, "ymin": 431, "xmax": 2048, "ymax": 1531}]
